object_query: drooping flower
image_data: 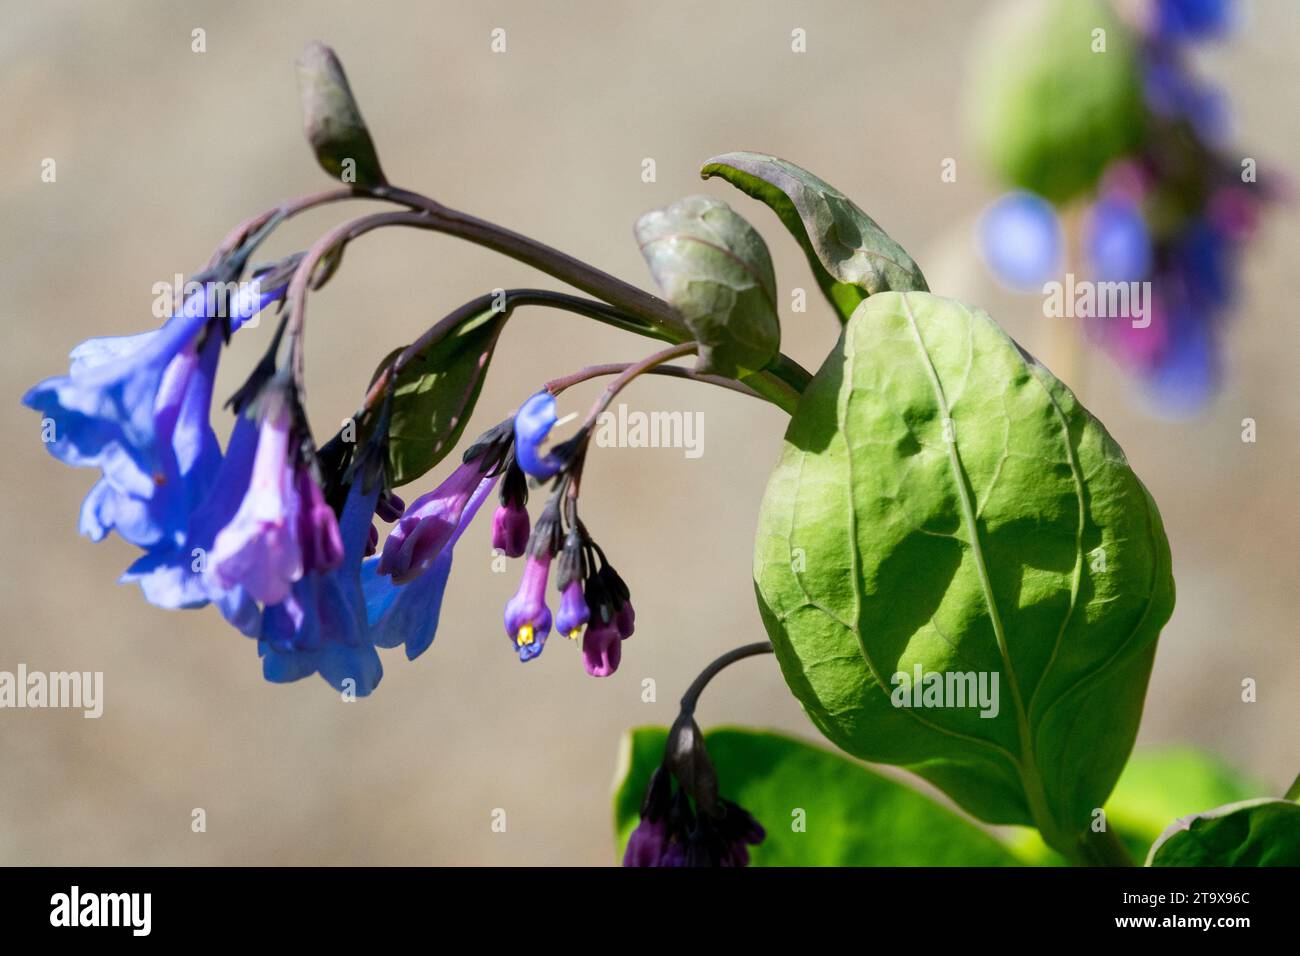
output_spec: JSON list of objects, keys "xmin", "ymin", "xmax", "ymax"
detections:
[
  {"xmin": 207, "ymin": 388, "xmax": 306, "ymax": 606},
  {"xmin": 513, "ymin": 391, "xmax": 565, "ymax": 479},
  {"xmin": 120, "ymin": 412, "xmax": 263, "ymax": 634},
  {"xmin": 581, "ymin": 618, "xmax": 621, "ymax": 678},
  {"xmin": 378, "ymin": 461, "xmax": 485, "ymax": 584},
  {"xmin": 623, "ymin": 756, "xmax": 765, "ymax": 868},
  {"xmin": 22, "ymin": 274, "xmax": 287, "ymax": 548},
  {"xmin": 258, "ymin": 465, "xmax": 384, "ymax": 695},
  {"xmin": 490, "ymin": 454, "xmax": 530, "ymax": 558},
  {"xmin": 503, "ymin": 499, "xmax": 561, "ymax": 662},
  {"xmin": 363, "ymin": 472, "xmax": 497, "ymax": 661}
]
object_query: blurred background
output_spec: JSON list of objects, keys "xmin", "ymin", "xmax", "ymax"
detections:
[{"xmin": 1, "ymin": 0, "xmax": 1295, "ymax": 864}]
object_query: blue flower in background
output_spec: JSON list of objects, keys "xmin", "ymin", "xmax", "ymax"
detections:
[
  {"xmin": 1086, "ymin": 196, "xmax": 1153, "ymax": 282},
  {"xmin": 978, "ymin": 191, "xmax": 1063, "ymax": 291},
  {"xmin": 1154, "ymin": 0, "xmax": 1235, "ymax": 42}
]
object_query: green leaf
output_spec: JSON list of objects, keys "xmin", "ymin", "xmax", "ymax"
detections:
[
  {"xmin": 966, "ymin": 0, "xmax": 1144, "ymax": 203},
  {"xmin": 752, "ymin": 291, "xmax": 1174, "ymax": 858},
  {"xmin": 1147, "ymin": 799, "xmax": 1300, "ymax": 866},
  {"xmin": 296, "ymin": 41, "xmax": 387, "ymax": 187},
  {"xmin": 701, "ymin": 152, "xmax": 927, "ymax": 323},
  {"xmin": 613, "ymin": 726, "xmax": 1020, "ymax": 866},
  {"xmin": 634, "ymin": 195, "xmax": 779, "ymax": 378},
  {"xmin": 1007, "ymin": 747, "xmax": 1266, "ymax": 865},
  {"xmin": 380, "ymin": 308, "xmax": 505, "ymax": 486}
]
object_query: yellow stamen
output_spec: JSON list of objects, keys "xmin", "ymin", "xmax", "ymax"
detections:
[
  {"xmin": 516, "ymin": 624, "xmax": 534, "ymax": 647},
  {"xmin": 568, "ymin": 627, "xmax": 583, "ymax": 641}
]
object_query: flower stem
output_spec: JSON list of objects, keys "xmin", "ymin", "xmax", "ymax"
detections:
[
  {"xmin": 581, "ymin": 342, "xmax": 698, "ymax": 430},
  {"xmin": 679, "ymin": 641, "xmax": 774, "ymax": 717}
]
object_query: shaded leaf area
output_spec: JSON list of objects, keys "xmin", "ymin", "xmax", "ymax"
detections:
[
  {"xmin": 635, "ymin": 195, "xmax": 779, "ymax": 378},
  {"xmin": 613, "ymin": 726, "xmax": 1019, "ymax": 866},
  {"xmin": 1148, "ymin": 798, "xmax": 1300, "ymax": 866},
  {"xmin": 376, "ymin": 307, "xmax": 505, "ymax": 487},
  {"xmin": 702, "ymin": 152, "xmax": 926, "ymax": 322},
  {"xmin": 1007, "ymin": 747, "xmax": 1267, "ymax": 865},
  {"xmin": 753, "ymin": 291, "xmax": 1174, "ymax": 854}
]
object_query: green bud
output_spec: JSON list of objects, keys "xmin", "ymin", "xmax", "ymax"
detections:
[{"xmin": 295, "ymin": 41, "xmax": 387, "ymax": 187}]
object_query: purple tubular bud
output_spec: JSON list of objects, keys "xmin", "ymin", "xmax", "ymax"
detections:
[
  {"xmin": 555, "ymin": 579, "xmax": 590, "ymax": 639},
  {"xmin": 491, "ymin": 501, "xmax": 530, "ymax": 558},
  {"xmin": 503, "ymin": 555, "xmax": 553, "ymax": 661},
  {"xmin": 615, "ymin": 599, "xmax": 636, "ymax": 640},
  {"xmin": 365, "ymin": 523, "xmax": 379, "ymax": 557},
  {"xmin": 582, "ymin": 618, "xmax": 622, "ymax": 677},
  {"xmin": 296, "ymin": 467, "xmax": 344, "ymax": 573},
  {"xmin": 374, "ymin": 490, "xmax": 405, "ymax": 523},
  {"xmin": 377, "ymin": 462, "xmax": 481, "ymax": 583}
]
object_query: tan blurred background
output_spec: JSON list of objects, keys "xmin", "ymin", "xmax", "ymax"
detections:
[{"xmin": 1, "ymin": 0, "xmax": 1296, "ymax": 865}]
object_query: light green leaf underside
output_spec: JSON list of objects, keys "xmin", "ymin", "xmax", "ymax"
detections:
[
  {"xmin": 753, "ymin": 291, "xmax": 1174, "ymax": 847},
  {"xmin": 635, "ymin": 194, "xmax": 779, "ymax": 378},
  {"xmin": 701, "ymin": 151, "xmax": 927, "ymax": 323},
  {"xmin": 613, "ymin": 726, "xmax": 1020, "ymax": 866}
]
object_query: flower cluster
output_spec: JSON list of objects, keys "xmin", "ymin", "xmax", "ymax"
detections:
[
  {"xmin": 624, "ymin": 717, "xmax": 765, "ymax": 867},
  {"xmin": 21, "ymin": 240, "xmax": 511, "ymax": 696},
  {"xmin": 979, "ymin": 0, "xmax": 1271, "ymax": 415},
  {"xmin": 490, "ymin": 391, "xmax": 636, "ymax": 677}
]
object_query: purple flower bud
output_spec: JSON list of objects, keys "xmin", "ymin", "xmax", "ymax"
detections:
[
  {"xmin": 582, "ymin": 618, "xmax": 621, "ymax": 677},
  {"xmin": 615, "ymin": 599, "xmax": 636, "ymax": 640},
  {"xmin": 491, "ymin": 501, "xmax": 530, "ymax": 558},
  {"xmin": 555, "ymin": 579, "xmax": 590, "ymax": 640},
  {"xmin": 295, "ymin": 467, "xmax": 343, "ymax": 573},
  {"xmin": 365, "ymin": 523, "xmax": 379, "ymax": 557},
  {"xmin": 374, "ymin": 490, "xmax": 405, "ymax": 523},
  {"xmin": 503, "ymin": 555, "xmax": 553, "ymax": 661},
  {"xmin": 513, "ymin": 391, "xmax": 564, "ymax": 479},
  {"xmin": 208, "ymin": 400, "xmax": 303, "ymax": 605},
  {"xmin": 378, "ymin": 462, "xmax": 482, "ymax": 583}
]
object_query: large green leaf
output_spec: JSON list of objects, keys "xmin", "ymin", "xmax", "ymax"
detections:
[
  {"xmin": 635, "ymin": 195, "xmax": 779, "ymax": 378},
  {"xmin": 701, "ymin": 152, "xmax": 927, "ymax": 323},
  {"xmin": 1147, "ymin": 799, "xmax": 1300, "ymax": 866},
  {"xmin": 1008, "ymin": 747, "xmax": 1266, "ymax": 865},
  {"xmin": 613, "ymin": 726, "xmax": 1020, "ymax": 866},
  {"xmin": 380, "ymin": 308, "xmax": 505, "ymax": 486},
  {"xmin": 753, "ymin": 291, "xmax": 1174, "ymax": 860},
  {"xmin": 966, "ymin": 0, "xmax": 1145, "ymax": 203}
]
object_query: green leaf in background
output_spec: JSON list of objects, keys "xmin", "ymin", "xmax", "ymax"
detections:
[
  {"xmin": 296, "ymin": 41, "xmax": 388, "ymax": 187},
  {"xmin": 701, "ymin": 152, "xmax": 927, "ymax": 323},
  {"xmin": 634, "ymin": 195, "xmax": 780, "ymax": 378},
  {"xmin": 966, "ymin": 0, "xmax": 1145, "ymax": 203},
  {"xmin": 1147, "ymin": 798, "xmax": 1300, "ymax": 866},
  {"xmin": 752, "ymin": 291, "xmax": 1174, "ymax": 860},
  {"xmin": 379, "ymin": 308, "xmax": 505, "ymax": 486},
  {"xmin": 1007, "ymin": 747, "xmax": 1267, "ymax": 865},
  {"xmin": 613, "ymin": 726, "xmax": 1019, "ymax": 866}
]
